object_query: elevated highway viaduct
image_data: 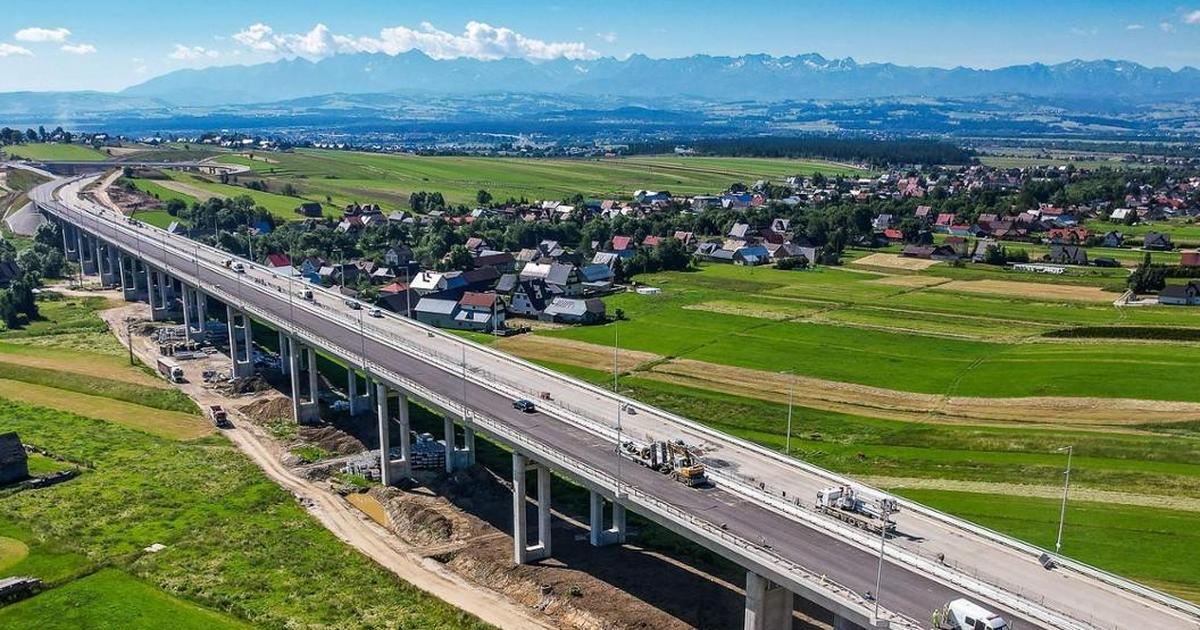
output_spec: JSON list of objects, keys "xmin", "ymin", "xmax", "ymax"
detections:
[{"xmin": 31, "ymin": 170, "xmax": 1200, "ymax": 630}]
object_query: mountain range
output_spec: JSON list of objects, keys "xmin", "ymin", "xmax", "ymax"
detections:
[{"xmin": 117, "ymin": 51, "xmax": 1200, "ymax": 106}]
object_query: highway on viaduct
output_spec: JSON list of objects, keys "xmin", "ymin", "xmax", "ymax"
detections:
[{"xmin": 28, "ymin": 168, "xmax": 1200, "ymax": 630}]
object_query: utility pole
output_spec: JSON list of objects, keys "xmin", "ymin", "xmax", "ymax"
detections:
[
  {"xmin": 125, "ymin": 318, "xmax": 135, "ymax": 366},
  {"xmin": 1056, "ymin": 445, "xmax": 1073, "ymax": 554}
]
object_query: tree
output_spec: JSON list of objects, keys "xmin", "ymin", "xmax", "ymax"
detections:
[
  {"xmin": 476, "ymin": 189, "xmax": 493, "ymax": 206},
  {"xmin": 281, "ymin": 183, "xmax": 298, "ymax": 197},
  {"xmin": 442, "ymin": 244, "xmax": 474, "ymax": 272}
]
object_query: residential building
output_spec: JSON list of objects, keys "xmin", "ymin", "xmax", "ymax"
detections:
[{"xmin": 540, "ymin": 297, "xmax": 607, "ymax": 324}]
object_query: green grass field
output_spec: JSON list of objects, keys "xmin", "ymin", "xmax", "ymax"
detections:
[
  {"xmin": 0, "ymin": 401, "xmax": 489, "ymax": 629},
  {"xmin": 2, "ymin": 144, "xmax": 109, "ymax": 162},
  {"xmin": 0, "ymin": 568, "xmax": 253, "ymax": 630},
  {"xmin": 1084, "ymin": 219, "xmax": 1200, "ymax": 246},
  {"xmin": 546, "ymin": 262, "xmax": 1200, "ymax": 402},
  {"xmin": 215, "ymin": 150, "xmax": 865, "ymax": 206}
]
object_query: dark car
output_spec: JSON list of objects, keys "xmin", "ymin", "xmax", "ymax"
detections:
[{"xmin": 512, "ymin": 399, "xmax": 536, "ymax": 413}]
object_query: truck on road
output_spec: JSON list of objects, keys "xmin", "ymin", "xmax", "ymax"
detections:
[
  {"xmin": 156, "ymin": 357, "xmax": 185, "ymax": 383},
  {"xmin": 815, "ymin": 485, "xmax": 898, "ymax": 535},
  {"xmin": 208, "ymin": 405, "xmax": 231, "ymax": 428},
  {"xmin": 622, "ymin": 439, "xmax": 708, "ymax": 487}
]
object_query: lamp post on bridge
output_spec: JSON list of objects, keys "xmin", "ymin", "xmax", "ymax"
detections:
[
  {"xmin": 780, "ymin": 369, "xmax": 796, "ymax": 456},
  {"xmin": 1055, "ymin": 445, "xmax": 1073, "ymax": 554}
]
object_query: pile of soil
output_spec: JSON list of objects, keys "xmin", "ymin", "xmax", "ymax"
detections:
[
  {"xmin": 372, "ymin": 485, "xmax": 476, "ymax": 547},
  {"xmin": 217, "ymin": 375, "xmax": 273, "ymax": 396},
  {"xmin": 299, "ymin": 424, "xmax": 366, "ymax": 456},
  {"xmin": 238, "ymin": 397, "xmax": 292, "ymax": 423}
]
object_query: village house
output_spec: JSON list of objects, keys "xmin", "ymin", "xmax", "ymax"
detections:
[
  {"xmin": 1047, "ymin": 244, "xmax": 1088, "ymax": 266},
  {"xmin": 1144, "ymin": 232, "xmax": 1174, "ymax": 251},
  {"xmin": 540, "ymin": 297, "xmax": 607, "ymax": 324},
  {"xmin": 1159, "ymin": 281, "xmax": 1200, "ymax": 306}
]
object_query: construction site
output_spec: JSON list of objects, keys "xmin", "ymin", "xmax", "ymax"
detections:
[{"xmin": 89, "ymin": 285, "xmax": 837, "ymax": 630}]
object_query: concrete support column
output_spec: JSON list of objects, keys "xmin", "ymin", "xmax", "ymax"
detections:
[
  {"xmin": 118, "ymin": 255, "xmax": 138, "ymax": 301},
  {"xmin": 225, "ymin": 304, "xmax": 255, "ymax": 379},
  {"xmin": 463, "ymin": 425, "xmax": 476, "ymax": 466},
  {"xmin": 286, "ymin": 336, "xmax": 319, "ymax": 424},
  {"xmin": 62, "ymin": 223, "xmax": 78, "ymax": 261},
  {"xmin": 150, "ymin": 269, "xmax": 175, "ymax": 321},
  {"xmin": 134, "ymin": 259, "xmax": 148, "ymax": 294},
  {"xmin": 278, "ymin": 331, "xmax": 290, "ymax": 375},
  {"xmin": 443, "ymin": 416, "xmax": 477, "ymax": 473},
  {"xmin": 77, "ymin": 230, "xmax": 96, "ymax": 274},
  {"xmin": 589, "ymin": 491, "xmax": 626, "ymax": 547},
  {"xmin": 305, "ymin": 346, "xmax": 318, "ymax": 401},
  {"xmin": 346, "ymin": 369, "xmax": 370, "ymax": 416},
  {"xmin": 512, "ymin": 453, "xmax": 551, "ymax": 564},
  {"xmin": 744, "ymin": 571, "xmax": 793, "ymax": 630},
  {"xmin": 181, "ymin": 287, "xmax": 206, "ymax": 342},
  {"xmin": 98, "ymin": 242, "xmax": 119, "ymax": 287},
  {"xmin": 376, "ymin": 382, "xmax": 393, "ymax": 486},
  {"xmin": 375, "ymin": 383, "xmax": 410, "ymax": 485}
]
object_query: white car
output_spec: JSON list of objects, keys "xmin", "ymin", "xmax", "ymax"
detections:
[{"xmin": 369, "ymin": 308, "xmax": 384, "ymax": 318}]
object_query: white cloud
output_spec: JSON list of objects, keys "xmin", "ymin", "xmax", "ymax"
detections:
[
  {"xmin": 1068, "ymin": 26, "xmax": 1098, "ymax": 36},
  {"xmin": 1185, "ymin": 10, "xmax": 1200, "ymax": 24},
  {"xmin": 169, "ymin": 44, "xmax": 219, "ymax": 61},
  {"xmin": 0, "ymin": 43, "xmax": 33, "ymax": 57},
  {"xmin": 233, "ymin": 21, "xmax": 598, "ymax": 61},
  {"xmin": 61, "ymin": 43, "xmax": 96, "ymax": 55},
  {"xmin": 233, "ymin": 23, "xmax": 278, "ymax": 53},
  {"xmin": 1161, "ymin": 21, "xmax": 1177, "ymax": 33},
  {"xmin": 14, "ymin": 27, "xmax": 70, "ymax": 43},
  {"xmin": 1125, "ymin": 23, "xmax": 1144, "ymax": 31},
  {"xmin": 597, "ymin": 31, "xmax": 618, "ymax": 44}
]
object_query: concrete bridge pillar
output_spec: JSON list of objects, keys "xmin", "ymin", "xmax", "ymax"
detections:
[
  {"xmin": 277, "ymin": 331, "xmax": 290, "ymax": 375},
  {"xmin": 97, "ymin": 241, "xmax": 119, "ymax": 286},
  {"xmin": 375, "ymin": 383, "xmax": 410, "ymax": 485},
  {"xmin": 63, "ymin": 223, "xmax": 79, "ymax": 261},
  {"xmin": 225, "ymin": 304, "xmax": 255, "ymax": 379},
  {"xmin": 77, "ymin": 230, "xmax": 96, "ymax": 275},
  {"xmin": 133, "ymin": 258, "xmax": 148, "ymax": 295},
  {"xmin": 589, "ymin": 491, "xmax": 626, "ymax": 547},
  {"xmin": 286, "ymin": 336, "xmax": 319, "ymax": 424},
  {"xmin": 744, "ymin": 571, "xmax": 793, "ymax": 630},
  {"xmin": 512, "ymin": 453, "xmax": 551, "ymax": 564},
  {"xmin": 346, "ymin": 369, "xmax": 370, "ymax": 415},
  {"xmin": 118, "ymin": 255, "xmax": 139, "ymax": 301},
  {"xmin": 181, "ymin": 287, "xmax": 206, "ymax": 343},
  {"xmin": 443, "ymin": 416, "xmax": 475, "ymax": 473},
  {"xmin": 149, "ymin": 269, "xmax": 174, "ymax": 321}
]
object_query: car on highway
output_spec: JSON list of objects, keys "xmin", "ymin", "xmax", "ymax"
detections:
[
  {"xmin": 344, "ymin": 299, "xmax": 361, "ymax": 310},
  {"xmin": 369, "ymin": 308, "xmax": 383, "ymax": 318},
  {"xmin": 512, "ymin": 399, "xmax": 537, "ymax": 413},
  {"xmin": 232, "ymin": 262, "xmax": 245, "ymax": 272},
  {"xmin": 297, "ymin": 289, "xmax": 313, "ymax": 300}
]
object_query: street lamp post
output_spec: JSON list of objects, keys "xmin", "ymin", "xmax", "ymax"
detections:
[
  {"xmin": 781, "ymin": 370, "xmax": 796, "ymax": 455},
  {"xmin": 1055, "ymin": 445, "xmax": 1074, "ymax": 554},
  {"xmin": 614, "ymin": 319, "xmax": 624, "ymax": 498},
  {"xmin": 873, "ymin": 503, "xmax": 897, "ymax": 623}
]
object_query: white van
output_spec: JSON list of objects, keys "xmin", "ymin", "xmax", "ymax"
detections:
[{"xmin": 942, "ymin": 599, "xmax": 1011, "ymax": 630}]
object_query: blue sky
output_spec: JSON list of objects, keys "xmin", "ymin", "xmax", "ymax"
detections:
[{"xmin": 3, "ymin": 0, "xmax": 1200, "ymax": 92}]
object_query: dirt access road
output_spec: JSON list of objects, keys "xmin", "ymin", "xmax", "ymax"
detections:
[{"xmin": 98, "ymin": 297, "xmax": 554, "ymax": 630}]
